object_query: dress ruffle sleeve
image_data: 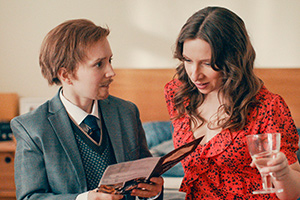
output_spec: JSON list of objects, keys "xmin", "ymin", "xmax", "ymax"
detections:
[{"xmin": 258, "ymin": 90, "xmax": 299, "ymax": 164}]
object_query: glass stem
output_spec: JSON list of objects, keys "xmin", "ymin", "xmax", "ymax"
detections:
[{"xmin": 261, "ymin": 174, "xmax": 273, "ymax": 189}]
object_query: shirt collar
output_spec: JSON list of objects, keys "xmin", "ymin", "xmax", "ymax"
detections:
[{"xmin": 59, "ymin": 89, "xmax": 99, "ymax": 125}]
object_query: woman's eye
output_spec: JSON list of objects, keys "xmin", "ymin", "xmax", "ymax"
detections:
[
  {"xmin": 204, "ymin": 62, "xmax": 211, "ymax": 66},
  {"xmin": 183, "ymin": 57, "xmax": 191, "ymax": 63},
  {"xmin": 109, "ymin": 57, "xmax": 113, "ymax": 64}
]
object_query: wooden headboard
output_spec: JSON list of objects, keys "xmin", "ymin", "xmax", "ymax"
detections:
[
  {"xmin": 110, "ymin": 68, "xmax": 300, "ymax": 127},
  {"xmin": 110, "ymin": 69, "xmax": 175, "ymax": 122}
]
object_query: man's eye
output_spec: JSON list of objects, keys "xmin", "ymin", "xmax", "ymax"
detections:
[{"xmin": 96, "ymin": 62, "xmax": 102, "ymax": 67}]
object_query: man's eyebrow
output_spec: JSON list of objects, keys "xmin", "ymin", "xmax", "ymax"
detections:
[{"xmin": 91, "ymin": 57, "xmax": 105, "ymax": 64}]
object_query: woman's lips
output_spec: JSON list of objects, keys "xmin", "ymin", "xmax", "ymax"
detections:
[{"xmin": 194, "ymin": 82, "xmax": 208, "ymax": 89}]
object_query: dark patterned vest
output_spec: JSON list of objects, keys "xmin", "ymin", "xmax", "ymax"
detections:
[{"xmin": 70, "ymin": 118, "xmax": 116, "ymax": 190}]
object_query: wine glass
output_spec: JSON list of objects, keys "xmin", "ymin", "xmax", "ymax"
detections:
[{"xmin": 246, "ymin": 133, "xmax": 283, "ymax": 194}]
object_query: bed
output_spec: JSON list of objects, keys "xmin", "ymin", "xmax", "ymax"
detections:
[{"xmin": 109, "ymin": 68, "xmax": 300, "ymax": 199}]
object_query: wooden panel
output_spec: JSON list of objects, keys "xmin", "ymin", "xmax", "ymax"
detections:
[
  {"xmin": 0, "ymin": 191, "xmax": 16, "ymax": 200},
  {"xmin": 0, "ymin": 93, "xmax": 19, "ymax": 122},
  {"xmin": 0, "ymin": 141, "xmax": 16, "ymax": 199},
  {"xmin": 110, "ymin": 69, "xmax": 175, "ymax": 122},
  {"xmin": 110, "ymin": 68, "xmax": 300, "ymax": 126}
]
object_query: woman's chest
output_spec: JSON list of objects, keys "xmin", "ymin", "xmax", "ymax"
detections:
[
  {"xmin": 173, "ymin": 118, "xmax": 253, "ymax": 168},
  {"xmin": 192, "ymin": 123, "xmax": 222, "ymax": 145}
]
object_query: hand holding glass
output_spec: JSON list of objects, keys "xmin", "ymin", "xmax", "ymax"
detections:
[{"xmin": 246, "ymin": 133, "xmax": 283, "ymax": 194}]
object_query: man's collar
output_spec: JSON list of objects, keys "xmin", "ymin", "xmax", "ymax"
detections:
[{"xmin": 59, "ymin": 89, "xmax": 99, "ymax": 125}]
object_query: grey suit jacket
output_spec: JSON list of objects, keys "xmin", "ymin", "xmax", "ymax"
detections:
[{"xmin": 11, "ymin": 90, "xmax": 154, "ymax": 200}]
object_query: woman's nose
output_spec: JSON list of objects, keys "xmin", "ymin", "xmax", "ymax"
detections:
[{"xmin": 190, "ymin": 66, "xmax": 204, "ymax": 81}]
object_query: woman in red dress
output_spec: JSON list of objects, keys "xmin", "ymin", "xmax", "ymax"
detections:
[{"xmin": 164, "ymin": 6, "xmax": 300, "ymax": 199}]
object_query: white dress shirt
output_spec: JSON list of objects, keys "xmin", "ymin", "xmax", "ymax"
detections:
[
  {"xmin": 59, "ymin": 91, "xmax": 98, "ymax": 200},
  {"xmin": 60, "ymin": 91, "xmax": 160, "ymax": 200}
]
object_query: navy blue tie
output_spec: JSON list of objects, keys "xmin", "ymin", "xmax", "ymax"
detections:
[{"xmin": 83, "ymin": 115, "xmax": 101, "ymax": 143}]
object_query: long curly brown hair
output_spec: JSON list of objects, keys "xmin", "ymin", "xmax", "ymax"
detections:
[{"xmin": 173, "ymin": 6, "xmax": 263, "ymax": 131}]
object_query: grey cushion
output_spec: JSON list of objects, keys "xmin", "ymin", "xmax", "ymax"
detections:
[
  {"xmin": 143, "ymin": 121, "xmax": 184, "ymax": 177},
  {"xmin": 143, "ymin": 121, "xmax": 173, "ymax": 149},
  {"xmin": 149, "ymin": 139, "xmax": 184, "ymax": 177}
]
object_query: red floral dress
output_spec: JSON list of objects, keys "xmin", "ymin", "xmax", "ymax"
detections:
[{"xmin": 164, "ymin": 79, "xmax": 299, "ymax": 200}]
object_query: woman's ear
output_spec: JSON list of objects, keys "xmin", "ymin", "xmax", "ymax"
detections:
[{"xmin": 57, "ymin": 68, "xmax": 73, "ymax": 85}]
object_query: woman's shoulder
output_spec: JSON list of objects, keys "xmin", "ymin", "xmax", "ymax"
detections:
[
  {"xmin": 255, "ymin": 85, "xmax": 291, "ymax": 113},
  {"xmin": 256, "ymin": 85, "xmax": 282, "ymax": 102},
  {"xmin": 164, "ymin": 79, "xmax": 181, "ymax": 93}
]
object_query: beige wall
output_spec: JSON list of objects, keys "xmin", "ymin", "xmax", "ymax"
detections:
[{"xmin": 1, "ymin": 0, "xmax": 300, "ymax": 99}]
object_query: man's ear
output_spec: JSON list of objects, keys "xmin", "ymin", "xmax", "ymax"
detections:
[{"xmin": 57, "ymin": 68, "xmax": 73, "ymax": 85}]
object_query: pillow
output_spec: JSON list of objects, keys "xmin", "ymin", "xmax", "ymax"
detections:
[
  {"xmin": 149, "ymin": 139, "xmax": 184, "ymax": 177},
  {"xmin": 142, "ymin": 121, "xmax": 184, "ymax": 177},
  {"xmin": 150, "ymin": 140, "xmax": 174, "ymax": 157},
  {"xmin": 143, "ymin": 121, "xmax": 173, "ymax": 149}
]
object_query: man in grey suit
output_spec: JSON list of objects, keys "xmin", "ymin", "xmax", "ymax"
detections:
[{"xmin": 11, "ymin": 19, "xmax": 163, "ymax": 200}]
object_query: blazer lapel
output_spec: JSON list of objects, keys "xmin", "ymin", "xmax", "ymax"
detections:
[
  {"xmin": 99, "ymin": 97, "xmax": 125, "ymax": 162},
  {"xmin": 48, "ymin": 91, "xmax": 87, "ymax": 189}
]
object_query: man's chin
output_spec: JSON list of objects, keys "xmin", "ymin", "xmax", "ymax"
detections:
[{"xmin": 96, "ymin": 93, "xmax": 109, "ymax": 100}]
